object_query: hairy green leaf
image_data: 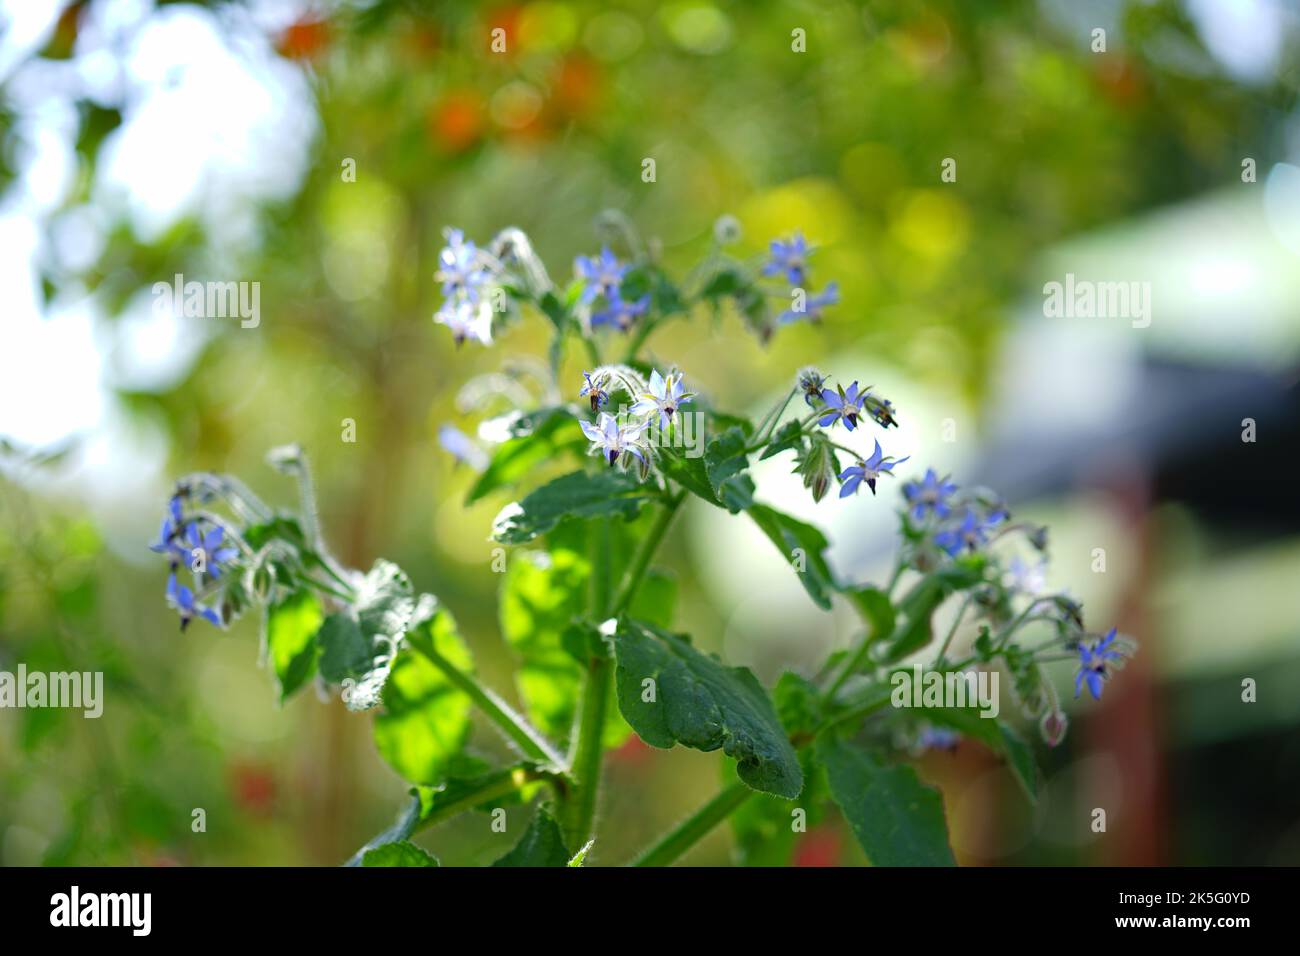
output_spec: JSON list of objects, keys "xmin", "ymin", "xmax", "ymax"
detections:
[
  {"xmin": 492, "ymin": 806, "xmax": 571, "ymax": 867},
  {"xmin": 362, "ymin": 840, "xmax": 439, "ymax": 867},
  {"xmin": 759, "ymin": 419, "xmax": 805, "ymax": 460},
  {"xmin": 317, "ymin": 559, "xmax": 427, "ymax": 711},
  {"xmin": 264, "ymin": 589, "xmax": 323, "ymax": 703},
  {"xmin": 844, "ymin": 585, "xmax": 895, "ymax": 640},
  {"xmin": 467, "ymin": 409, "xmax": 585, "ymax": 504},
  {"xmin": 613, "ymin": 619, "xmax": 802, "ymax": 798},
  {"xmin": 372, "ymin": 604, "xmax": 474, "ymax": 785},
  {"xmin": 746, "ymin": 503, "xmax": 836, "ymax": 610},
  {"xmin": 817, "ymin": 736, "xmax": 955, "ymax": 866},
  {"xmin": 501, "ymin": 547, "xmax": 587, "ymax": 743},
  {"xmin": 492, "ymin": 470, "xmax": 653, "ymax": 544}
]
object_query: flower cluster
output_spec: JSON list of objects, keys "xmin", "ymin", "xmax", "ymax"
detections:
[
  {"xmin": 576, "ymin": 367, "xmax": 695, "ymax": 474},
  {"xmin": 149, "ymin": 489, "xmax": 240, "ymax": 630},
  {"xmin": 792, "ymin": 370, "xmax": 906, "ymax": 499},
  {"xmin": 882, "ymin": 467, "xmax": 1135, "ymax": 747},
  {"xmin": 763, "ymin": 232, "xmax": 840, "ymax": 327},
  {"xmin": 576, "ymin": 247, "xmax": 649, "ymax": 332},
  {"xmin": 434, "ymin": 229, "xmax": 497, "ymax": 346}
]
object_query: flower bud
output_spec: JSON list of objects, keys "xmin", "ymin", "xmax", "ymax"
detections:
[
  {"xmin": 1039, "ymin": 710, "xmax": 1069, "ymax": 747},
  {"xmin": 713, "ymin": 214, "xmax": 742, "ymax": 245}
]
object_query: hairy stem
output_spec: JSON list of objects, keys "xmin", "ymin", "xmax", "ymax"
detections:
[
  {"xmin": 632, "ymin": 782, "xmax": 755, "ymax": 867},
  {"xmin": 561, "ymin": 654, "xmax": 612, "ymax": 848},
  {"xmin": 632, "ymin": 688, "xmax": 899, "ymax": 866},
  {"xmin": 610, "ymin": 491, "xmax": 684, "ymax": 615},
  {"xmin": 561, "ymin": 495, "xmax": 685, "ymax": 849},
  {"xmin": 934, "ymin": 594, "xmax": 973, "ymax": 665},
  {"xmin": 407, "ymin": 634, "xmax": 566, "ymax": 769}
]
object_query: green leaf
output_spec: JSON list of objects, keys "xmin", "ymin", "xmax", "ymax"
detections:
[
  {"xmin": 759, "ymin": 420, "xmax": 805, "ymax": 460},
  {"xmin": 612, "ymin": 619, "xmax": 802, "ymax": 798},
  {"xmin": 794, "ymin": 432, "xmax": 839, "ymax": 502},
  {"xmin": 316, "ymin": 611, "xmax": 368, "ymax": 684},
  {"xmin": 264, "ymin": 589, "xmax": 323, "ymax": 703},
  {"xmin": 361, "ymin": 840, "xmax": 439, "ymax": 867},
  {"xmin": 730, "ymin": 751, "xmax": 827, "ymax": 866},
  {"xmin": 659, "ymin": 447, "xmax": 752, "ymax": 512},
  {"xmin": 704, "ymin": 427, "xmax": 750, "ymax": 498},
  {"xmin": 537, "ymin": 290, "xmax": 569, "ymax": 330},
  {"xmin": 772, "ymin": 671, "xmax": 824, "ymax": 739},
  {"xmin": 745, "ymin": 504, "xmax": 836, "ymax": 610},
  {"xmin": 241, "ymin": 515, "xmax": 308, "ymax": 551},
  {"xmin": 492, "ymin": 806, "xmax": 571, "ymax": 866},
  {"xmin": 908, "ymin": 696, "xmax": 1038, "ymax": 802},
  {"xmin": 320, "ymin": 559, "xmax": 427, "ymax": 711},
  {"xmin": 492, "ymin": 470, "xmax": 653, "ymax": 544},
  {"xmin": 467, "ymin": 409, "xmax": 585, "ymax": 504},
  {"xmin": 372, "ymin": 604, "xmax": 474, "ymax": 785},
  {"xmin": 817, "ymin": 736, "xmax": 955, "ymax": 866},
  {"xmin": 567, "ymin": 839, "xmax": 594, "ymax": 866},
  {"xmin": 501, "ymin": 547, "xmax": 587, "ymax": 744},
  {"xmin": 843, "ymin": 586, "xmax": 895, "ymax": 640},
  {"xmin": 346, "ymin": 760, "xmax": 546, "ymax": 864}
]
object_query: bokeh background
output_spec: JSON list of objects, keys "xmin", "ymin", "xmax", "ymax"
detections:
[{"xmin": 2, "ymin": 0, "xmax": 1299, "ymax": 866}]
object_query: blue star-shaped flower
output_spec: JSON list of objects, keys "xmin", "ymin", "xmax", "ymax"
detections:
[
  {"xmin": 579, "ymin": 371, "xmax": 610, "ymax": 411},
  {"xmin": 779, "ymin": 282, "xmax": 839, "ymax": 325},
  {"xmin": 187, "ymin": 523, "xmax": 239, "ymax": 579},
  {"xmin": 902, "ymin": 468, "xmax": 958, "ymax": 521},
  {"xmin": 166, "ymin": 572, "xmax": 222, "ymax": 630},
  {"xmin": 762, "ymin": 232, "xmax": 813, "ymax": 285},
  {"xmin": 838, "ymin": 439, "xmax": 909, "ymax": 497},
  {"xmin": 575, "ymin": 247, "xmax": 629, "ymax": 304},
  {"xmin": 149, "ymin": 495, "xmax": 189, "ymax": 564},
  {"xmin": 818, "ymin": 381, "xmax": 869, "ymax": 431},
  {"xmin": 1074, "ymin": 628, "xmax": 1124, "ymax": 700},
  {"xmin": 591, "ymin": 290, "xmax": 650, "ymax": 331},
  {"xmin": 934, "ymin": 508, "xmax": 1005, "ymax": 556}
]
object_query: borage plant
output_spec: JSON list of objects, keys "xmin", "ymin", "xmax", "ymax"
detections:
[{"xmin": 152, "ymin": 216, "xmax": 1135, "ymax": 867}]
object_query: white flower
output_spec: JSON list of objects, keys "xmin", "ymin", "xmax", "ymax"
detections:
[
  {"xmin": 435, "ymin": 297, "xmax": 493, "ymax": 346},
  {"xmin": 580, "ymin": 412, "xmax": 648, "ymax": 467},
  {"xmin": 629, "ymin": 369, "xmax": 695, "ymax": 430}
]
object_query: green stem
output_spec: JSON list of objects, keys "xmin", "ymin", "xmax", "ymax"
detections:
[
  {"xmin": 407, "ymin": 634, "xmax": 566, "ymax": 769},
  {"xmin": 561, "ymin": 495, "xmax": 685, "ymax": 848},
  {"xmin": 561, "ymin": 654, "xmax": 612, "ymax": 848},
  {"xmin": 632, "ymin": 782, "xmax": 755, "ymax": 867},
  {"xmin": 346, "ymin": 765, "xmax": 559, "ymax": 865},
  {"xmin": 622, "ymin": 321, "xmax": 654, "ymax": 363},
  {"xmin": 934, "ymin": 594, "xmax": 973, "ymax": 665},
  {"xmin": 753, "ymin": 387, "xmax": 797, "ymax": 443},
  {"xmin": 610, "ymin": 492, "xmax": 684, "ymax": 615}
]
